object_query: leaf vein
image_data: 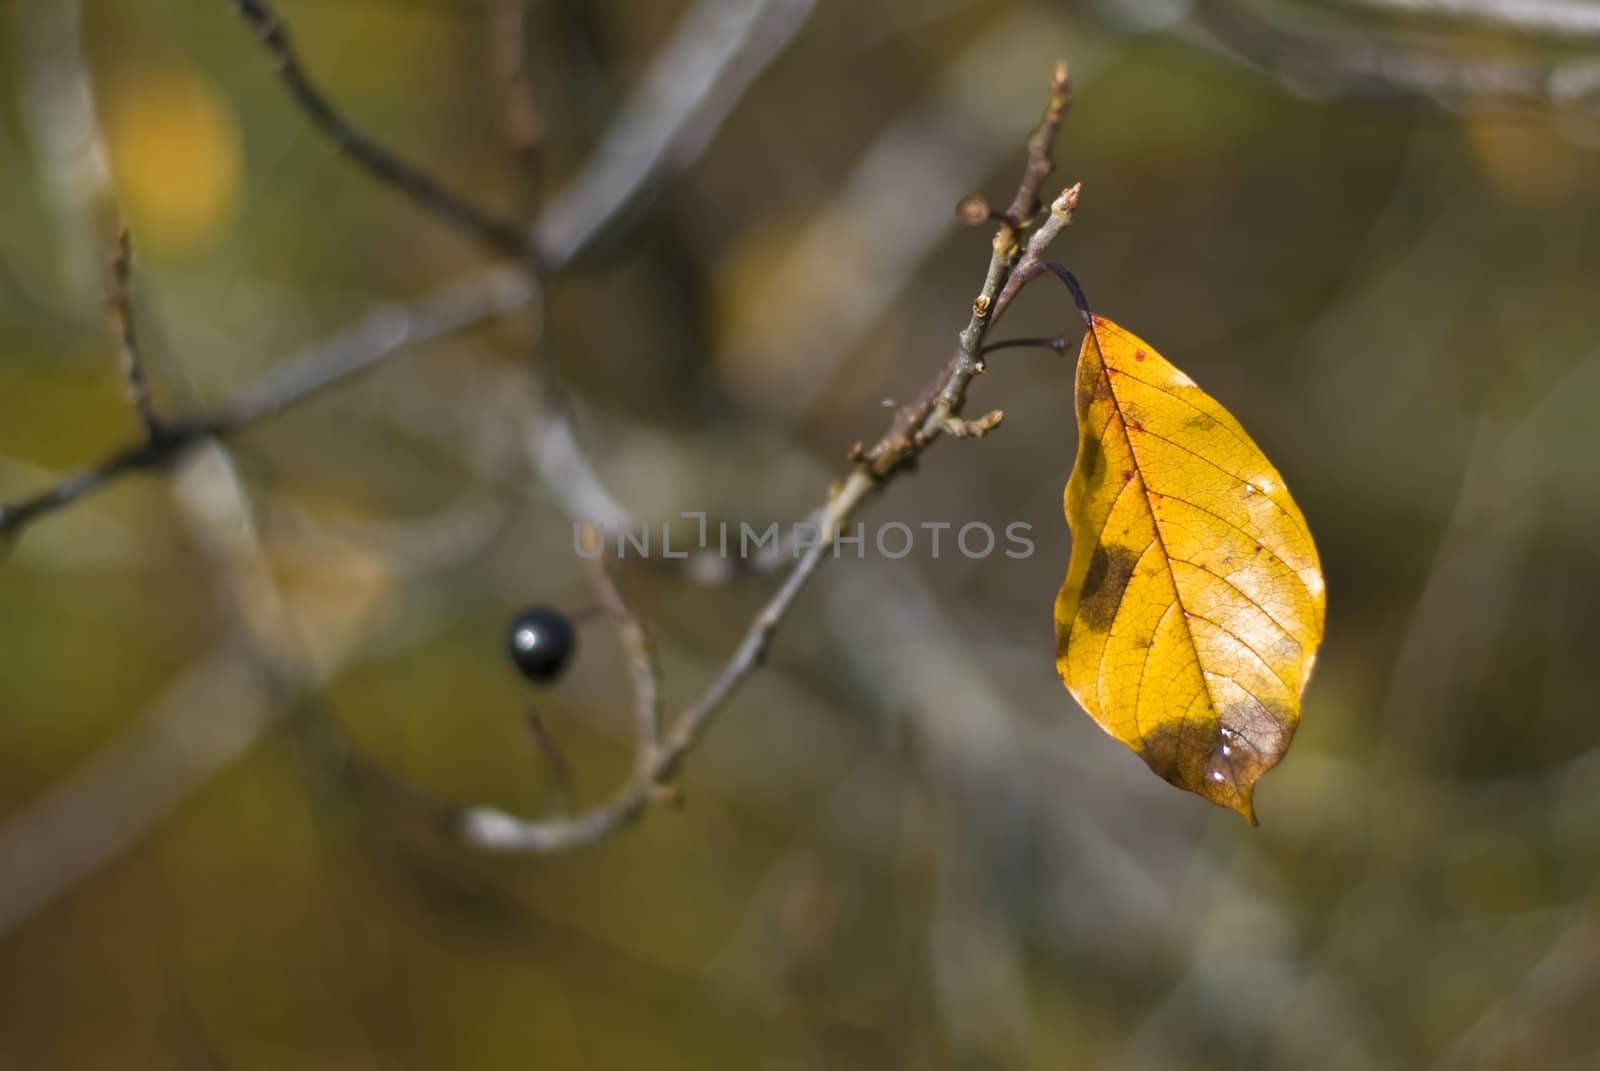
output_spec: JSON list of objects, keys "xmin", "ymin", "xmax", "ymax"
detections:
[
  {"xmin": 1090, "ymin": 331, "xmax": 1226, "ymax": 737},
  {"xmin": 1152, "ymin": 490, "xmax": 1318, "ymax": 609},
  {"xmin": 1187, "ymin": 611, "xmax": 1297, "ymax": 697},
  {"xmin": 1100, "ymin": 359, "xmax": 1261, "ymax": 459},
  {"xmin": 1168, "ymin": 555, "xmax": 1303, "ymax": 654},
  {"xmin": 1124, "ymin": 422, "xmax": 1307, "ymax": 540}
]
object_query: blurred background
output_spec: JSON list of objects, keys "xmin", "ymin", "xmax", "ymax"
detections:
[{"xmin": 3, "ymin": 0, "xmax": 1600, "ymax": 1067}]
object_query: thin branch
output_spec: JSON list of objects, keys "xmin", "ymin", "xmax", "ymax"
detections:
[
  {"xmin": 490, "ymin": 0, "xmax": 545, "ymax": 223},
  {"xmin": 461, "ymin": 62, "xmax": 1081, "ymax": 854},
  {"xmin": 229, "ymin": 0, "xmax": 537, "ymax": 263},
  {"xmin": 107, "ymin": 228, "xmax": 161, "ymax": 438},
  {"xmin": 864, "ymin": 61, "xmax": 1073, "ymax": 479},
  {"xmin": 992, "ymin": 183, "xmax": 1080, "ymax": 318},
  {"xmin": 6, "ymin": 4, "xmax": 1074, "ymax": 866},
  {"xmin": 1001, "ymin": 61, "xmax": 1073, "ymax": 227},
  {"xmin": 0, "ymin": 0, "xmax": 818, "ymax": 930},
  {"xmin": 0, "ymin": 270, "xmax": 534, "ymax": 542},
  {"xmin": 4, "ymin": 0, "xmax": 812, "ymax": 546},
  {"xmin": 581, "ymin": 550, "xmax": 664, "ymax": 771},
  {"xmin": 462, "ymin": 470, "xmax": 869, "ymax": 852}
]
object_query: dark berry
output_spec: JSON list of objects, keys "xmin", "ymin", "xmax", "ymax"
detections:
[{"xmin": 508, "ymin": 607, "xmax": 576, "ymax": 683}]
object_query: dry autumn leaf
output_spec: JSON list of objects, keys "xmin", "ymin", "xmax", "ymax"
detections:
[{"xmin": 1055, "ymin": 316, "xmax": 1325, "ymax": 821}]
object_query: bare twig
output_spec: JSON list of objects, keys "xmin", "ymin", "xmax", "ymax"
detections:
[
  {"xmin": 992, "ymin": 183, "xmax": 1081, "ymax": 317},
  {"xmin": 1001, "ymin": 63, "xmax": 1073, "ymax": 227},
  {"xmin": 463, "ymin": 470, "xmax": 869, "ymax": 852},
  {"xmin": 864, "ymin": 61, "xmax": 1073, "ymax": 479},
  {"xmin": 229, "ymin": 0, "xmax": 537, "ymax": 263},
  {"xmin": 582, "ymin": 550, "xmax": 664, "ymax": 771},
  {"xmin": 462, "ymin": 62, "xmax": 1082, "ymax": 854},
  {"xmin": 0, "ymin": 0, "xmax": 818, "ymax": 930},
  {"xmin": 5, "ymin": 0, "xmax": 1075, "ymax": 864},
  {"xmin": 0, "ymin": 270, "xmax": 533, "ymax": 542},
  {"xmin": 4, "ymin": 0, "xmax": 814, "ymax": 545},
  {"xmin": 107, "ymin": 228, "xmax": 162, "ymax": 438}
]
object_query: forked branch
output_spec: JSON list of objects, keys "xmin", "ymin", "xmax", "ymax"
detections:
[{"xmin": 462, "ymin": 64, "xmax": 1084, "ymax": 853}]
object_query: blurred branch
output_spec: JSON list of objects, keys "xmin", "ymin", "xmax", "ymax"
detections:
[
  {"xmin": 0, "ymin": 270, "xmax": 533, "ymax": 542},
  {"xmin": 532, "ymin": 0, "xmax": 817, "ymax": 265},
  {"xmin": 0, "ymin": 637, "xmax": 278, "ymax": 934},
  {"xmin": 230, "ymin": 0, "xmax": 538, "ymax": 263},
  {"xmin": 583, "ymin": 550, "xmax": 664, "ymax": 770},
  {"xmin": 1427, "ymin": 911, "xmax": 1600, "ymax": 1069},
  {"xmin": 1186, "ymin": 0, "xmax": 1600, "ymax": 108},
  {"xmin": 462, "ymin": 63, "xmax": 1080, "ymax": 853},
  {"xmin": 107, "ymin": 228, "xmax": 162, "ymax": 439},
  {"xmin": 12, "ymin": 0, "xmax": 115, "ymax": 300},
  {"xmin": 1336, "ymin": 0, "xmax": 1600, "ymax": 40},
  {"xmin": 463, "ymin": 473, "xmax": 868, "ymax": 852},
  {"xmin": 2, "ymin": 3, "xmax": 1076, "ymax": 863},
  {"xmin": 491, "ymin": 0, "xmax": 545, "ymax": 221},
  {"xmin": 3, "ymin": 0, "xmax": 814, "ymax": 544},
  {"xmin": 0, "ymin": 439, "xmax": 301, "ymax": 937},
  {"xmin": 0, "ymin": 0, "xmax": 819, "ymax": 922}
]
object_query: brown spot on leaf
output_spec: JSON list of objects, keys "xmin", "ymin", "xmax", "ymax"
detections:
[
  {"xmin": 1135, "ymin": 723, "xmax": 1189, "ymax": 789},
  {"xmin": 1126, "ymin": 692, "xmax": 1297, "ymax": 823},
  {"xmin": 1079, "ymin": 438, "xmax": 1105, "ymax": 494},
  {"xmin": 1083, "ymin": 364, "xmax": 1113, "ymax": 402},
  {"xmin": 1077, "ymin": 544, "xmax": 1140, "ymax": 632},
  {"xmin": 1135, "ymin": 350, "xmax": 1147, "ymax": 362},
  {"xmin": 1121, "ymin": 469, "xmax": 1134, "ymax": 482}
]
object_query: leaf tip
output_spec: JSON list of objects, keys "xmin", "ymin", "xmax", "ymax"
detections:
[
  {"xmin": 1199, "ymin": 764, "xmax": 1261, "ymax": 825},
  {"xmin": 1132, "ymin": 721, "xmax": 1281, "ymax": 825},
  {"xmin": 1231, "ymin": 790, "xmax": 1260, "ymax": 827}
]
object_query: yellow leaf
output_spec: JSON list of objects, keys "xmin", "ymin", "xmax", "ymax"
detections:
[{"xmin": 1055, "ymin": 316, "xmax": 1325, "ymax": 821}]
